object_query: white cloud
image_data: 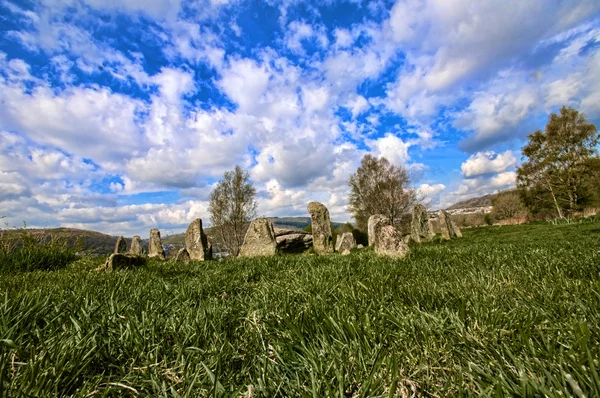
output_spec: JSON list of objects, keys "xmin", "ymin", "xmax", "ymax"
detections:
[
  {"xmin": 367, "ymin": 133, "xmax": 411, "ymax": 167},
  {"xmin": 461, "ymin": 150, "xmax": 517, "ymax": 178}
]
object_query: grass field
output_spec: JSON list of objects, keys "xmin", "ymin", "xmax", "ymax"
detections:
[{"xmin": 1, "ymin": 221, "xmax": 600, "ymax": 397}]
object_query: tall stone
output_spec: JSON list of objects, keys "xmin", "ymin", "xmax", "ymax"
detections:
[
  {"xmin": 307, "ymin": 202, "xmax": 333, "ymax": 254},
  {"xmin": 148, "ymin": 228, "xmax": 166, "ymax": 260},
  {"xmin": 185, "ymin": 219, "xmax": 212, "ymax": 261},
  {"xmin": 239, "ymin": 218, "xmax": 277, "ymax": 258},
  {"xmin": 438, "ymin": 210, "xmax": 458, "ymax": 240},
  {"xmin": 452, "ymin": 221, "xmax": 463, "ymax": 238},
  {"xmin": 129, "ymin": 235, "xmax": 145, "ymax": 256},
  {"xmin": 114, "ymin": 236, "xmax": 127, "ymax": 254},
  {"xmin": 375, "ymin": 225, "xmax": 410, "ymax": 258},
  {"xmin": 368, "ymin": 214, "xmax": 388, "ymax": 247},
  {"xmin": 174, "ymin": 248, "xmax": 191, "ymax": 264},
  {"xmin": 410, "ymin": 205, "xmax": 436, "ymax": 243},
  {"xmin": 335, "ymin": 232, "xmax": 356, "ymax": 254}
]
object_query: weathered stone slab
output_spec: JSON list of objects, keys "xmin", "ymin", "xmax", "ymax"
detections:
[
  {"xmin": 307, "ymin": 202, "xmax": 333, "ymax": 254},
  {"xmin": 375, "ymin": 225, "xmax": 410, "ymax": 258},
  {"xmin": 174, "ymin": 248, "xmax": 191, "ymax": 264},
  {"xmin": 335, "ymin": 232, "xmax": 356, "ymax": 253},
  {"xmin": 104, "ymin": 253, "xmax": 147, "ymax": 271},
  {"xmin": 239, "ymin": 218, "xmax": 277, "ymax": 258},
  {"xmin": 114, "ymin": 236, "xmax": 127, "ymax": 254},
  {"xmin": 411, "ymin": 204, "xmax": 436, "ymax": 243},
  {"xmin": 368, "ymin": 214, "xmax": 388, "ymax": 247},
  {"xmin": 129, "ymin": 235, "xmax": 145, "ymax": 256},
  {"xmin": 148, "ymin": 228, "xmax": 166, "ymax": 260},
  {"xmin": 185, "ymin": 219, "xmax": 212, "ymax": 261},
  {"xmin": 452, "ymin": 221, "xmax": 463, "ymax": 238},
  {"xmin": 439, "ymin": 210, "xmax": 458, "ymax": 240},
  {"xmin": 275, "ymin": 229, "xmax": 313, "ymax": 253},
  {"xmin": 356, "ymin": 244, "xmax": 364, "ymax": 249}
]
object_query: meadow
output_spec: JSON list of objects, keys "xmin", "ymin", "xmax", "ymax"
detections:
[{"xmin": 1, "ymin": 221, "xmax": 599, "ymax": 397}]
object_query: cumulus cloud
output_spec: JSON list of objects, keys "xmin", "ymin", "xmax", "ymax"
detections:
[{"xmin": 461, "ymin": 150, "xmax": 517, "ymax": 178}]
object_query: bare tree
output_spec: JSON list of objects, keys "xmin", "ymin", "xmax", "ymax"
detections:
[
  {"xmin": 348, "ymin": 154, "xmax": 418, "ymax": 231},
  {"xmin": 209, "ymin": 166, "xmax": 257, "ymax": 256},
  {"xmin": 491, "ymin": 191, "xmax": 527, "ymax": 221}
]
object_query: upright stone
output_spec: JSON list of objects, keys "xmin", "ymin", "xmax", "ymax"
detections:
[
  {"xmin": 129, "ymin": 235, "xmax": 145, "ymax": 256},
  {"xmin": 438, "ymin": 210, "xmax": 457, "ymax": 240},
  {"xmin": 148, "ymin": 228, "xmax": 166, "ymax": 259},
  {"xmin": 375, "ymin": 225, "xmax": 410, "ymax": 258},
  {"xmin": 174, "ymin": 248, "xmax": 191, "ymax": 264},
  {"xmin": 335, "ymin": 232, "xmax": 356, "ymax": 253},
  {"xmin": 114, "ymin": 236, "xmax": 127, "ymax": 254},
  {"xmin": 307, "ymin": 202, "xmax": 333, "ymax": 254},
  {"xmin": 451, "ymin": 221, "xmax": 463, "ymax": 238},
  {"xmin": 239, "ymin": 218, "xmax": 277, "ymax": 258},
  {"xmin": 185, "ymin": 219, "xmax": 212, "ymax": 261},
  {"xmin": 368, "ymin": 214, "xmax": 388, "ymax": 247},
  {"xmin": 411, "ymin": 205, "xmax": 436, "ymax": 243}
]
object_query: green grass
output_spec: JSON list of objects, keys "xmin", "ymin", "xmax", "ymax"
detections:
[{"xmin": 1, "ymin": 222, "xmax": 600, "ymax": 396}]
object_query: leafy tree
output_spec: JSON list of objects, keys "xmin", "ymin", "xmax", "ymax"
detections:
[
  {"xmin": 348, "ymin": 154, "xmax": 417, "ymax": 230},
  {"xmin": 491, "ymin": 191, "xmax": 527, "ymax": 221},
  {"xmin": 517, "ymin": 106, "xmax": 599, "ymax": 218},
  {"xmin": 209, "ymin": 166, "xmax": 257, "ymax": 256}
]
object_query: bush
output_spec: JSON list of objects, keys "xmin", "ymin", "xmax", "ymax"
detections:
[{"xmin": 0, "ymin": 227, "xmax": 80, "ymax": 272}]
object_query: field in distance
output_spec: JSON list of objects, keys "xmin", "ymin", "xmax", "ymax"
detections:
[{"xmin": 1, "ymin": 220, "xmax": 599, "ymax": 396}]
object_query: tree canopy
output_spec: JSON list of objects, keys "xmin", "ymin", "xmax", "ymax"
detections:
[
  {"xmin": 348, "ymin": 154, "xmax": 417, "ymax": 230},
  {"xmin": 516, "ymin": 106, "xmax": 599, "ymax": 218},
  {"xmin": 209, "ymin": 166, "xmax": 257, "ymax": 256}
]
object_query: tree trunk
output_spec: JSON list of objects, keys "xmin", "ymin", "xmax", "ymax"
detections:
[{"xmin": 549, "ymin": 185, "xmax": 564, "ymax": 219}]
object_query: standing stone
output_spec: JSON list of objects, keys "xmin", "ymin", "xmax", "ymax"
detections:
[
  {"xmin": 368, "ymin": 214, "xmax": 388, "ymax": 247},
  {"xmin": 114, "ymin": 236, "xmax": 127, "ymax": 254},
  {"xmin": 104, "ymin": 253, "xmax": 147, "ymax": 271},
  {"xmin": 129, "ymin": 235, "xmax": 145, "ymax": 256},
  {"xmin": 335, "ymin": 232, "xmax": 356, "ymax": 253},
  {"xmin": 451, "ymin": 221, "xmax": 463, "ymax": 238},
  {"xmin": 239, "ymin": 218, "xmax": 277, "ymax": 257},
  {"xmin": 174, "ymin": 248, "xmax": 191, "ymax": 264},
  {"xmin": 411, "ymin": 205, "xmax": 436, "ymax": 243},
  {"xmin": 185, "ymin": 219, "xmax": 212, "ymax": 261},
  {"xmin": 307, "ymin": 202, "xmax": 333, "ymax": 254},
  {"xmin": 438, "ymin": 210, "xmax": 458, "ymax": 240},
  {"xmin": 148, "ymin": 228, "xmax": 166, "ymax": 260},
  {"xmin": 375, "ymin": 225, "xmax": 410, "ymax": 258}
]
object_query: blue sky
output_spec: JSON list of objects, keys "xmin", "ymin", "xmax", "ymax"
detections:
[{"xmin": 1, "ymin": 0, "xmax": 599, "ymax": 236}]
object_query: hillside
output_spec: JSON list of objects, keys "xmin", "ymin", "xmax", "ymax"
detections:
[
  {"xmin": 0, "ymin": 227, "xmax": 124, "ymax": 255},
  {"xmin": 3, "ymin": 221, "xmax": 600, "ymax": 395},
  {"xmin": 447, "ymin": 193, "xmax": 497, "ymax": 210}
]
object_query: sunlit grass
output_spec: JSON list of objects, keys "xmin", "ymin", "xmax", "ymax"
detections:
[{"xmin": 1, "ymin": 221, "xmax": 599, "ymax": 396}]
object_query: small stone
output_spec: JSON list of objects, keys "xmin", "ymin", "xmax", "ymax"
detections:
[
  {"xmin": 357, "ymin": 244, "xmax": 364, "ymax": 249},
  {"xmin": 239, "ymin": 218, "xmax": 278, "ymax": 258},
  {"xmin": 185, "ymin": 219, "xmax": 212, "ymax": 261},
  {"xmin": 129, "ymin": 235, "xmax": 145, "ymax": 256},
  {"xmin": 335, "ymin": 232, "xmax": 356, "ymax": 253},
  {"xmin": 307, "ymin": 202, "xmax": 334, "ymax": 254},
  {"xmin": 341, "ymin": 249, "xmax": 351, "ymax": 256},
  {"xmin": 375, "ymin": 225, "xmax": 410, "ymax": 258},
  {"xmin": 275, "ymin": 229, "xmax": 313, "ymax": 253},
  {"xmin": 148, "ymin": 228, "xmax": 166, "ymax": 260},
  {"xmin": 105, "ymin": 253, "xmax": 147, "ymax": 271},
  {"xmin": 114, "ymin": 236, "xmax": 127, "ymax": 254},
  {"xmin": 174, "ymin": 248, "xmax": 191, "ymax": 264},
  {"xmin": 368, "ymin": 214, "xmax": 388, "ymax": 247}
]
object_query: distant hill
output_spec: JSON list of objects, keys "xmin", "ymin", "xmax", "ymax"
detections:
[
  {"xmin": 0, "ymin": 227, "xmax": 127, "ymax": 255},
  {"xmin": 447, "ymin": 193, "xmax": 497, "ymax": 210}
]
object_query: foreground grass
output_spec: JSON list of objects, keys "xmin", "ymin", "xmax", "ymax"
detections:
[{"xmin": 1, "ymin": 222, "xmax": 600, "ymax": 396}]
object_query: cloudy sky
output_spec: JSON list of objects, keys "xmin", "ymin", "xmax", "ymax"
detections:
[{"xmin": 1, "ymin": 0, "xmax": 599, "ymax": 236}]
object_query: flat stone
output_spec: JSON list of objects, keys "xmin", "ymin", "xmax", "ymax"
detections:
[
  {"xmin": 375, "ymin": 225, "xmax": 410, "ymax": 258},
  {"xmin": 105, "ymin": 253, "xmax": 147, "ymax": 271}
]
